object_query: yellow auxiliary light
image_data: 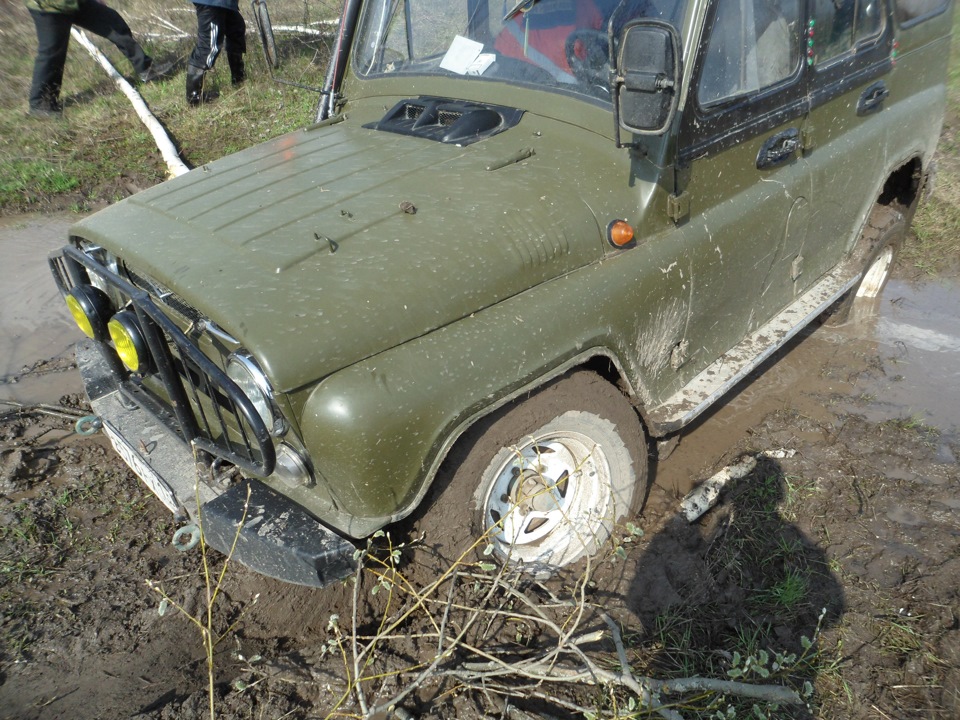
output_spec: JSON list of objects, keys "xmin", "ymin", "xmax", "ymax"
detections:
[
  {"xmin": 65, "ymin": 285, "xmax": 112, "ymax": 340},
  {"xmin": 108, "ymin": 311, "xmax": 150, "ymax": 373}
]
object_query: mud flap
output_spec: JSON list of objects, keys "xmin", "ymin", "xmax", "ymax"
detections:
[{"xmin": 200, "ymin": 479, "xmax": 358, "ymax": 588}]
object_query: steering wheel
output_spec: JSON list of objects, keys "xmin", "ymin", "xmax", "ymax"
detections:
[{"xmin": 564, "ymin": 28, "xmax": 610, "ymax": 86}]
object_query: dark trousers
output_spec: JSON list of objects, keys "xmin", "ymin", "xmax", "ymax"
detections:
[
  {"xmin": 189, "ymin": 4, "xmax": 246, "ymax": 72},
  {"xmin": 29, "ymin": 0, "xmax": 150, "ymax": 110}
]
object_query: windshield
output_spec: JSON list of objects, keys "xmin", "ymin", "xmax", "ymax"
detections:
[{"xmin": 354, "ymin": 0, "xmax": 686, "ymax": 101}]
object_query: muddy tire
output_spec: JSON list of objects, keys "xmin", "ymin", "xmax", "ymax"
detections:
[
  {"xmin": 427, "ymin": 371, "xmax": 648, "ymax": 575},
  {"xmin": 824, "ymin": 205, "xmax": 905, "ymax": 326}
]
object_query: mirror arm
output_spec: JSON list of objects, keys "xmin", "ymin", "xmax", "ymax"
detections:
[
  {"xmin": 612, "ymin": 72, "xmax": 625, "ymax": 148},
  {"xmin": 622, "ymin": 71, "xmax": 674, "ymax": 93}
]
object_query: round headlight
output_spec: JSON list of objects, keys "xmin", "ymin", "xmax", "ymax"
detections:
[
  {"xmin": 108, "ymin": 311, "xmax": 150, "ymax": 372},
  {"xmin": 80, "ymin": 244, "xmax": 120, "ymax": 295},
  {"xmin": 227, "ymin": 354, "xmax": 275, "ymax": 432},
  {"xmin": 65, "ymin": 285, "xmax": 112, "ymax": 340}
]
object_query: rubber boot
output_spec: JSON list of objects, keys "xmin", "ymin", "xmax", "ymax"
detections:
[
  {"xmin": 186, "ymin": 67, "xmax": 218, "ymax": 106},
  {"xmin": 227, "ymin": 53, "xmax": 245, "ymax": 86}
]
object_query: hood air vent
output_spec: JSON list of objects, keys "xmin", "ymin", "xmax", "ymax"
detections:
[{"xmin": 366, "ymin": 97, "xmax": 523, "ymax": 146}]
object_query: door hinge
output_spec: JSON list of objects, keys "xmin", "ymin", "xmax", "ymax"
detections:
[
  {"xmin": 667, "ymin": 191, "xmax": 689, "ymax": 223},
  {"xmin": 801, "ymin": 127, "xmax": 814, "ymax": 155}
]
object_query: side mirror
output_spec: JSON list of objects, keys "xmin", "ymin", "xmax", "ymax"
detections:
[{"xmin": 614, "ymin": 21, "xmax": 681, "ymax": 137}]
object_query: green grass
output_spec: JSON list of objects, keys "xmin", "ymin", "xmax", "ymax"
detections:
[
  {"xmin": 0, "ymin": 0, "xmax": 342, "ymax": 214},
  {"xmin": 0, "ymin": 158, "xmax": 80, "ymax": 198},
  {"xmin": 766, "ymin": 568, "xmax": 809, "ymax": 610}
]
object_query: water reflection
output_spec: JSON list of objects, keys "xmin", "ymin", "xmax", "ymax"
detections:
[
  {"xmin": 838, "ymin": 278, "xmax": 960, "ymax": 433},
  {"xmin": 0, "ymin": 214, "xmax": 84, "ymax": 404}
]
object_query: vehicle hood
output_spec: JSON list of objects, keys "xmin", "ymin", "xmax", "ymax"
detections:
[{"xmin": 71, "ymin": 121, "xmax": 603, "ymax": 391}]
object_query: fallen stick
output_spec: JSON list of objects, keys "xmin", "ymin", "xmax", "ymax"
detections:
[
  {"xmin": 680, "ymin": 455, "xmax": 758, "ymax": 522},
  {"xmin": 151, "ymin": 13, "xmax": 188, "ymax": 37},
  {"xmin": 69, "ymin": 28, "xmax": 189, "ymax": 178}
]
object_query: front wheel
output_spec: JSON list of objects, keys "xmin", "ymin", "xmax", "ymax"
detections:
[{"xmin": 432, "ymin": 371, "xmax": 648, "ymax": 575}]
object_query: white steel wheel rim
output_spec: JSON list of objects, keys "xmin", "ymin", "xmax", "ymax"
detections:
[
  {"xmin": 856, "ymin": 245, "xmax": 894, "ymax": 298},
  {"xmin": 482, "ymin": 431, "xmax": 612, "ymax": 564}
]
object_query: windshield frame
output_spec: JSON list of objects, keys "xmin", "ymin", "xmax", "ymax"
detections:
[{"xmin": 351, "ymin": 0, "xmax": 689, "ymax": 106}]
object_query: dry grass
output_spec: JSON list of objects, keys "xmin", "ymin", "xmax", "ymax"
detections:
[
  {"xmin": 902, "ymin": 13, "xmax": 960, "ymax": 276},
  {"xmin": 907, "ymin": 142, "xmax": 960, "ymax": 275}
]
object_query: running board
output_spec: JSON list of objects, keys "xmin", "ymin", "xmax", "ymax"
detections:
[{"xmin": 647, "ymin": 266, "xmax": 859, "ymax": 433}]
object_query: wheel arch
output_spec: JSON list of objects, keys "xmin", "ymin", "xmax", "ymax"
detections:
[
  {"xmin": 842, "ymin": 154, "xmax": 924, "ymax": 270},
  {"xmin": 299, "ymin": 339, "xmax": 652, "ymax": 540},
  {"xmin": 877, "ymin": 154, "xmax": 926, "ymax": 219}
]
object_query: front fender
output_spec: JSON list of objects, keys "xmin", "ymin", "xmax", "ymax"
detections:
[{"xmin": 299, "ymin": 270, "xmax": 641, "ymax": 539}]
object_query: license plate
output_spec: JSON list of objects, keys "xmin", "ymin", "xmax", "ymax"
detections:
[{"xmin": 102, "ymin": 421, "xmax": 179, "ymax": 513}]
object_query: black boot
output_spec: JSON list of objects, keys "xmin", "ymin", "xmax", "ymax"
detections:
[
  {"xmin": 186, "ymin": 67, "xmax": 218, "ymax": 106},
  {"xmin": 227, "ymin": 53, "xmax": 245, "ymax": 86}
]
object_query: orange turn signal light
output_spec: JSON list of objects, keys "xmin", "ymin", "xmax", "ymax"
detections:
[{"xmin": 608, "ymin": 220, "xmax": 635, "ymax": 248}]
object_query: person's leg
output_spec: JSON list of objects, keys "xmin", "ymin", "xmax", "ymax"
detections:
[
  {"xmin": 189, "ymin": 5, "xmax": 225, "ymax": 72},
  {"xmin": 186, "ymin": 4, "xmax": 222, "ymax": 105},
  {"xmin": 73, "ymin": 0, "xmax": 151, "ymax": 75},
  {"xmin": 224, "ymin": 9, "xmax": 246, "ymax": 85},
  {"xmin": 28, "ymin": 10, "xmax": 72, "ymax": 113}
]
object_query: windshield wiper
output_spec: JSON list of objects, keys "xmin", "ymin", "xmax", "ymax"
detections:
[{"xmin": 503, "ymin": 0, "xmax": 540, "ymax": 22}]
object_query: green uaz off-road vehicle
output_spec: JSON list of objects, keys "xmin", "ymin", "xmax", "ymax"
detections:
[{"xmin": 50, "ymin": 0, "xmax": 953, "ymax": 585}]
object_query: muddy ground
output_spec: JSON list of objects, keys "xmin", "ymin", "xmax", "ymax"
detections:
[{"xmin": 1, "ymin": 214, "xmax": 958, "ymax": 720}]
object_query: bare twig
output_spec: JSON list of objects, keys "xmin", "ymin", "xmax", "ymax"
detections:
[{"xmin": 328, "ymin": 545, "xmax": 808, "ymax": 720}]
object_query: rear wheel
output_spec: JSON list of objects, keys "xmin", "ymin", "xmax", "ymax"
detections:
[
  {"xmin": 824, "ymin": 205, "xmax": 905, "ymax": 326},
  {"xmin": 429, "ymin": 371, "xmax": 648, "ymax": 575}
]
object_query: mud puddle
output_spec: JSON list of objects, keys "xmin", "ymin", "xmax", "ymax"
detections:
[
  {"xmin": 843, "ymin": 278, "xmax": 960, "ymax": 432},
  {"xmin": 656, "ymin": 276, "xmax": 960, "ymax": 496},
  {"xmin": 0, "ymin": 214, "xmax": 84, "ymax": 405}
]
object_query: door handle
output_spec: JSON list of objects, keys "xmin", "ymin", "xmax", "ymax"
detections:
[
  {"xmin": 858, "ymin": 81, "xmax": 889, "ymax": 116},
  {"xmin": 756, "ymin": 128, "xmax": 800, "ymax": 170}
]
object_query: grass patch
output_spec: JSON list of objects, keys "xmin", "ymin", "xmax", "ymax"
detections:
[
  {"xmin": 881, "ymin": 413, "xmax": 940, "ymax": 447},
  {"xmin": 0, "ymin": 158, "xmax": 80, "ymax": 200},
  {"xmin": 630, "ymin": 464, "xmax": 840, "ymax": 717},
  {"xmin": 766, "ymin": 567, "xmax": 809, "ymax": 610},
  {"xmin": 909, "ymin": 141, "xmax": 960, "ymax": 275},
  {"xmin": 875, "ymin": 611, "xmax": 927, "ymax": 660},
  {"xmin": 0, "ymin": 0, "xmax": 342, "ymax": 215},
  {"xmin": 904, "ymin": 11, "xmax": 960, "ymax": 275}
]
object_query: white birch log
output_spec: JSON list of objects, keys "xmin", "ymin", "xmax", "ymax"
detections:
[
  {"xmin": 680, "ymin": 455, "xmax": 758, "ymax": 522},
  {"xmin": 70, "ymin": 28, "xmax": 190, "ymax": 178}
]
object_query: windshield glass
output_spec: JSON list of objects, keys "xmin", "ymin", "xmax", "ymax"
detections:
[{"xmin": 354, "ymin": 0, "xmax": 687, "ymax": 102}]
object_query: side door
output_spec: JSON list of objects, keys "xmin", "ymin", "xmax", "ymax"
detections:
[
  {"xmin": 802, "ymin": 0, "xmax": 894, "ymax": 282},
  {"xmin": 672, "ymin": 0, "xmax": 811, "ymax": 380}
]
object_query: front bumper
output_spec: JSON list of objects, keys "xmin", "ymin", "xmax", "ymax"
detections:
[{"xmin": 78, "ymin": 339, "xmax": 356, "ymax": 587}]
